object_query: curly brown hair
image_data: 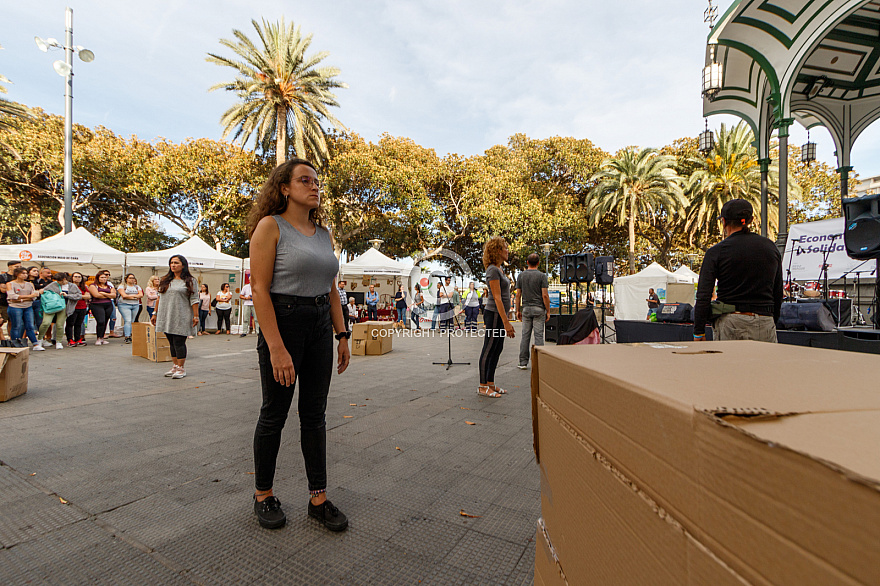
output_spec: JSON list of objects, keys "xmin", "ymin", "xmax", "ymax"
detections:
[
  {"xmin": 247, "ymin": 158, "xmax": 328, "ymax": 238},
  {"xmin": 482, "ymin": 236, "xmax": 508, "ymax": 268}
]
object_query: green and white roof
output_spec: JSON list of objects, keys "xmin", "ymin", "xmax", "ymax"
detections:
[{"xmin": 704, "ymin": 0, "xmax": 880, "ymax": 166}]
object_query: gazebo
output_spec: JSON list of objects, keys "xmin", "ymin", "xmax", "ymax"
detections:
[{"xmin": 702, "ymin": 0, "xmax": 880, "ymax": 244}]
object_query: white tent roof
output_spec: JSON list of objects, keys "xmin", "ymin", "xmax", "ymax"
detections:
[
  {"xmin": 0, "ymin": 227, "xmax": 126, "ymax": 270},
  {"xmin": 672, "ymin": 265, "xmax": 699, "ymax": 282},
  {"xmin": 339, "ymin": 247, "xmax": 408, "ymax": 276},
  {"xmin": 613, "ymin": 262, "xmax": 692, "ymax": 321},
  {"xmin": 126, "ymin": 236, "xmax": 242, "ymax": 272}
]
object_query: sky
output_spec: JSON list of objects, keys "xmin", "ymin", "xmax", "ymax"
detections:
[{"xmin": 2, "ymin": 1, "xmax": 879, "ymax": 210}]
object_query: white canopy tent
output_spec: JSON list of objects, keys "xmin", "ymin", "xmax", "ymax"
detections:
[
  {"xmin": 127, "ymin": 236, "xmax": 244, "ymax": 331},
  {"xmin": 672, "ymin": 266, "xmax": 700, "ymax": 281},
  {"xmin": 339, "ymin": 248, "xmax": 410, "ymax": 303},
  {"xmin": 0, "ymin": 227, "xmax": 126, "ymax": 274},
  {"xmin": 613, "ymin": 262, "xmax": 694, "ymax": 321}
]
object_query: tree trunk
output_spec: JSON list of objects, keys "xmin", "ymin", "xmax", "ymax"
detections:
[
  {"xmin": 628, "ymin": 193, "xmax": 636, "ymax": 273},
  {"xmin": 29, "ymin": 220, "xmax": 42, "ymax": 243},
  {"xmin": 275, "ymin": 105, "xmax": 288, "ymax": 167}
]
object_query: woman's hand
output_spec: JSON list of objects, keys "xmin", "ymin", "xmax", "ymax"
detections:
[
  {"xmin": 271, "ymin": 347, "xmax": 296, "ymax": 387},
  {"xmin": 337, "ymin": 340, "xmax": 350, "ymax": 374},
  {"xmin": 150, "ymin": 314, "xmax": 157, "ymax": 326},
  {"xmin": 504, "ymin": 322, "xmax": 516, "ymax": 338},
  {"xmin": 192, "ymin": 316, "xmax": 199, "ymax": 328}
]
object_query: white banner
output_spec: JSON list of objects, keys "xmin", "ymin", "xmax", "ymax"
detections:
[
  {"xmin": 18, "ymin": 250, "xmax": 93, "ymax": 264},
  {"xmin": 783, "ymin": 217, "xmax": 872, "ymax": 281},
  {"xmin": 185, "ymin": 258, "xmax": 215, "ymax": 269}
]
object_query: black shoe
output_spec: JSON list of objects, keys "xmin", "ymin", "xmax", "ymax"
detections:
[
  {"xmin": 254, "ymin": 495, "xmax": 286, "ymax": 529},
  {"xmin": 308, "ymin": 499, "xmax": 348, "ymax": 532},
  {"xmin": 240, "ymin": 333, "xmax": 247, "ymax": 337},
  {"xmin": 124, "ymin": 337, "xmax": 132, "ymax": 344}
]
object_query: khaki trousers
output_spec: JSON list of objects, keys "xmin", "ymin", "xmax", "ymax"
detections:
[{"xmin": 714, "ymin": 313, "xmax": 777, "ymax": 343}]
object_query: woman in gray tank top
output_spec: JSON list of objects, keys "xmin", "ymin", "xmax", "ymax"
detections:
[{"xmin": 247, "ymin": 158, "xmax": 351, "ymax": 532}]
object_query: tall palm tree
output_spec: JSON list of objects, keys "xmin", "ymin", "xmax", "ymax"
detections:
[
  {"xmin": 207, "ymin": 18, "xmax": 347, "ymax": 166},
  {"xmin": 684, "ymin": 121, "xmax": 792, "ymax": 243},
  {"xmin": 587, "ymin": 147, "xmax": 685, "ymax": 272}
]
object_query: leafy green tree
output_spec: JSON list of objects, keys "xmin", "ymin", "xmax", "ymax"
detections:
[
  {"xmin": 789, "ymin": 143, "xmax": 847, "ymax": 225},
  {"xmin": 207, "ymin": 18, "xmax": 347, "ymax": 166},
  {"xmin": 587, "ymin": 147, "xmax": 686, "ymax": 272}
]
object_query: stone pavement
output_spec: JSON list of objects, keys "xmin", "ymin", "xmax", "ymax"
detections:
[{"xmin": 0, "ymin": 323, "xmax": 539, "ymax": 585}]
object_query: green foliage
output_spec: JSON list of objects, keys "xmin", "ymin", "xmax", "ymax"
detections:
[{"xmin": 207, "ymin": 18, "xmax": 347, "ymax": 166}]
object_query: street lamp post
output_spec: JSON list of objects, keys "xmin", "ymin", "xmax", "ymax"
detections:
[
  {"xmin": 540, "ymin": 243, "xmax": 552, "ymax": 274},
  {"xmin": 36, "ymin": 7, "xmax": 94, "ymax": 234}
]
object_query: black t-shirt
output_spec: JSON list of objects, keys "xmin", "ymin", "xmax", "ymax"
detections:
[
  {"xmin": 0, "ymin": 273, "xmax": 12, "ymax": 306},
  {"xmin": 647, "ymin": 293, "xmax": 660, "ymax": 308},
  {"xmin": 36, "ymin": 278, "xmax": 52, "ymax": 290}
]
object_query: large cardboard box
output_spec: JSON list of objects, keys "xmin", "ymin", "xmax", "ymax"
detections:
[
  {"xmin": 0, "ymin": 347, "xmax": 29, "ymax": 402},
  {"xmin": 532, "ymin": 341, "xmax": 880, "ymax": 585},
  {"xmin": 351, "ymin": 338, "xmax": 367, "ymax": 356},
  {"xmin": 132, "ymin": 322, "xmax": 172, "ymax": 363}
]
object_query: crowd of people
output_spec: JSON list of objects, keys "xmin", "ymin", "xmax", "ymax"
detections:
[{"xmin": 0, "ymin": 260, "xmax": 261, "ymax": 351}]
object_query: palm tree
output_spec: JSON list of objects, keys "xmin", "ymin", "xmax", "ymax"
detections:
[
  {"xmin": 587, "ymin": 147, "xmax": 686, "ymax": 272},
  {"xmin": 684, "ymin": 121, "xmax": 792, "ymax": 243},
  {"xmin": 207, "ymin": 18, "xmax": 347, "ymax": 166}
]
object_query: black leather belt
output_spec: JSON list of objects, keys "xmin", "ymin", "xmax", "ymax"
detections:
[{"xmin": 271, "ymin": 293, "xmax": 330, "ymax": 306}]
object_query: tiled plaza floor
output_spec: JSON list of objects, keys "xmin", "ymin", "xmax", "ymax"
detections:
[{"xmin": 0, "ymin": 323, "xmax": 539, "ymax": 585}]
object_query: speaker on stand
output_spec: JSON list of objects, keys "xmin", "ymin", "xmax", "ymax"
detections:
[
  {"xmin": 842, "ymin": 194, "xmax": 880, "ymax": 329},
  {"xmin": 594, "ymin": 256, "xmax": 615, "ymax": 343},
  {"xmin": 559, "ymin": 253, "xmax": 594, "ymax": 314}
]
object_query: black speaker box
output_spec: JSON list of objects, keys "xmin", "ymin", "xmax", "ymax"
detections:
[
  {"xmin": 778, "ymin": 302, "xmax": 835, "ymax": 331},
  {"xmin": 843, "ymin": 193, "xmax": 880, "ymax": 259},
  {"xmin": 595, "ymin": 256, "xmax": 614, "ymax": 285},
  {"xmin": 546, "ymin": 313, "xmax": 577, "ymax": 343},
  {"xmin": 560, "ymin": 255, "xmax": 577, "ymax": 284},
  {"xmin": 656, "ymin": 303, "xmax": 693, "ymax": 324},
  {"xmin": 560, "ymin": 253, "xmax": 594, "ymax": 284}
]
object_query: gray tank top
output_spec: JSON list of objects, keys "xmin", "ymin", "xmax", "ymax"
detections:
[{"xmin": 269, "ymin": 216, "xmax": 339, "ymax": 297}]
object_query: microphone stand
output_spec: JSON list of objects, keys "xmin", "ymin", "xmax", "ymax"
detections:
[
  {"xmin": 784, "ymin": 239, "xmax": 798, "ymax": 301},
  {"xmin": 433, "ymin": 279, "xmax": 469, "ymax": 370}
]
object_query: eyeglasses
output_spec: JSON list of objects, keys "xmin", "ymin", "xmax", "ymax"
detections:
[{"xmin": 295, "ymin": 176, "xmax": 322, "ymax": 189}]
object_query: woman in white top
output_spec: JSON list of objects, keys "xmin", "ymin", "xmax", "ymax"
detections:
[
  {"xmin": 463, "ymin": 282, "xmax": 481, "ymax": 331},
  {"xmin": 214, "ymin": 283, "xmax": 233, "ymax": 334},
  {"xmin": 117, "ymin": 273, "xmax": 144, "ymax": 344}
]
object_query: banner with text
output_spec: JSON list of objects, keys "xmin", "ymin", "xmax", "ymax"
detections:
[{"xmin": 783, "ymin": 217, "xmax": 873, "ymax": 281}]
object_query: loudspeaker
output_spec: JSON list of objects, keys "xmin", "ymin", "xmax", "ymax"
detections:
[
  {"xmin": 560, "ymin": 255, "xmax": 577, "ymax": 284},
  {"xmin": 778, "ymin": 302, "xmax": 835, "ymax": 331},
  {"xmin": 656, "ymin": 303, "xmax": 693, "ymax": 324},
  {"xmin": 796, "ymin": 297, "xmax": 852, "ymax": 327},
  {"xmin": 843, "ymin": 193, "xmax": 880, "ymax": 259},
  {"xmin": 575, "ymin": 253, "xmax": 594, "ymax": 283},
  {"xmin": 560, "ymin": 253, "xmax": 594, "ymax": 284},
  {"xmin": 546, "ymin": 313, "xmax": 577, "ymax": 343},
  {"xmin": 595, "ymin": 256, "xmax": 614, "ymax": 285}
]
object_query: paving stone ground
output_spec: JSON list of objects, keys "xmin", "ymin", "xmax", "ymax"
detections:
[{"xmin": 0, "ymin": 322, "xmax": 540, "ymax": 585}]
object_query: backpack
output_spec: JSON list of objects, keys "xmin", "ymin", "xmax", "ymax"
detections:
[{"xmin": 41, "ymin": 290, "xmax": 66, "ymax": 314}]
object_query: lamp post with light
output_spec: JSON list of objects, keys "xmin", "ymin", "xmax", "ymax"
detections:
[
  {"xmin": 35, "ymin": 7, "xmax": 94, "ymax": 234},
  {"xmin": 540, "ymin": 243, "xmax": 552, "ymax": 275}
]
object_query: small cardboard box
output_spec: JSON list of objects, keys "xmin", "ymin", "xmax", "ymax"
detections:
[
  {"xmin": 0, "ymin": 347, "xmax": 29, "ymax": 402},
  {"xmin": 132, "ymin": 322, "xmax": 171, "ymax": 362},
  {"xmin": 532, "ymin": 341, "xmax": 880, "ymax": 585},
  {"xmin": 351, "ymin": 338, "xmax": 367, "ymax": 356}
]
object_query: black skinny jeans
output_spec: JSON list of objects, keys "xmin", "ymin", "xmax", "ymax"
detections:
[
  {"xmin": 65, "ymin": 307, "xmax": 88, "ymax": 342},
  {"xmin": 254, "ymin": 302, "xmax": 333, "ymax": 492},
  {"xmin": 90, "ymin": 302, "xmax": 113, "ymax": 339},
  {"xmin": 216, "ymin": 308, "xmax": 231, "ymax": 331},
  {"xmin": 479, "ymin": 309, "xmax": 506, "ymax": 384},
  {"xmin": 164, "ymin": 333, "xmax": 188, "ymax": 359}
]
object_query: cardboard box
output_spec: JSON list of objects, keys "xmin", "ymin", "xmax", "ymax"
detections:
[
  {"xmin": 0, "ymin": 347, "xmax": 29, "ymax": 402},
  {"xmin": 532, "ymin": 342, "xmax": 880, "ymax": 585},
  {"xmin": 534, "ymin": 520, "xmax": 566, "ymax": 586},
  {"xmin": 132, "ymin": 322, "xmax": 172, "ymax": 363},
  {"xmin": 351, "ymin": 321, "xmax": 392, "ymax": 355}
]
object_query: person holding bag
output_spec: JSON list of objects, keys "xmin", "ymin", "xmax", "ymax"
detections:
[
  {"xmin": 37, "ymin": 273, "xmax": 69, "ymax": 349},
  {"xmin": 65, "ymin": 272, "xmax": 88, "ymax": 346}
]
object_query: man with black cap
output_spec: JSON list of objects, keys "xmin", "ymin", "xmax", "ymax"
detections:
[{"xmin": 693, "ymin": 199, "xmax": 783, "ymax": 343}]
